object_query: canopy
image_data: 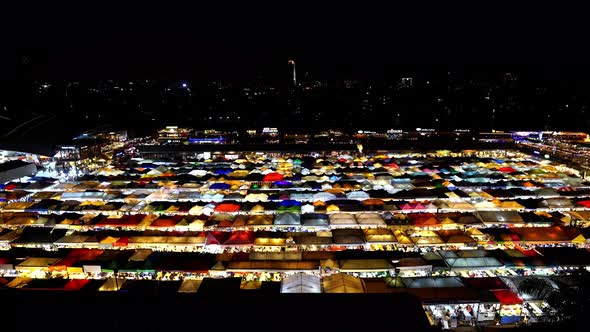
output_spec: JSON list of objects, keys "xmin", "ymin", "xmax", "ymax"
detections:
[
  {"xmin": 274, "ymin": 212, "xmax": 301, "ymax": 226},
  {"xmin": 491, "ymin": 289, "xmax": 523, "ymax": 305},
  {"xmin": 223, "ymin": 231, "xmax": 254, "ymax": 245},
  {"xmin": 263, "ymin": 172, "xmax": 284, "ymax": 182},
  {"xmin": 322, "ymin": 273, "xmax": 366, "ymax": 293},
  {"xmin": 281, "ymin": 273, "xmax": 321, "ymax": 293},
  {"xmin": 178, "ymin": 279, "xmax": 203, "ymax": 293}
]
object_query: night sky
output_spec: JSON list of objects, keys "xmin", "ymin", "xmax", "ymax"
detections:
[{"xmin": 2, "ymin": 3, "xmax": 589, "ymax": 81}]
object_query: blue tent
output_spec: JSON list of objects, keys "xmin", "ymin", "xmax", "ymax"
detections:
[
  {"xmin": 139, "ymin": 163, "xmax": 157, "ymax": 169},
  {"xmin": 210, "ymin": 183, "xmax": 231, "ymax": 190},
  {"xmin": 214, "ymin": 168, "xmax": 233, "ymax": 175},
  {"xmin": 278, "ymin": 200, "xmax": 302, "ymax": 207},
  {"xmin": 274, "ymin": 181, "xmax": 293, "ymax": 188}
]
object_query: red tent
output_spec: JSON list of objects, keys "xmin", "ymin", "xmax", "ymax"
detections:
[
  {"xmin": 113, "ymin": 237, "xmax": 129, "ymax": 247},
  {"xmin": 214, "ymin": 203, "xmax": 241, "ymax": 213},
  {"xmin": 577, "ymin": 200, "xmax": 590, "ymax": 208},
  {"xmin": 123, "ymin": 214, "xmax": 144, "ymax": 226},
  {"xmin": 498, "ymin": 167, "xmax": 516, "ymax": 173},
  {"xmin": 205, "ymin": 232, "xmax": 226, "ymax": 245},
  {"xmin": 96, "ymin": 218, "xmax": 126, "ymax": 226},
  {"xmin": 76, "ymin": 249, "xmax": 105, "ymax": 261},
  {"xmin": 263, "ymin": 173, "xmax": 284, "ymax": 182},
  {"xmin": 491, "ymin": 289, "xmax": 522, "ymax": 305},
  {"xmin": 4, "ymin": 183, "xmax": 17, "ymax": 191},
  {"xmin": 223, "ymin": 231, "xmax": 254, "ymax": 245},
  {"xmin": 409, "ymin": 213, "xmax": 439, "ymax": 227},
  {"xmin": 151, "ymin": 216, "xmax": 180, "ymax": 227}
]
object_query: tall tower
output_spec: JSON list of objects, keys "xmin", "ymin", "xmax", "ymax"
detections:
[
  {"xmin": 288, "ymin": 59, "xmax": 297, "ymax": 88},
  {"xmin": 287, "ymin": 59, "xmax": 297, "ymax": 110}
]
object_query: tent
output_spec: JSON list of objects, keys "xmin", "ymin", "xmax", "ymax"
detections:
[
  {"xmin": 209, "ymin": 183, "xmax": 231, "ymax": 190},
  {"xmin": 263, "ymin": 172, "xmax": 284, "ymax": 182},
  {"xmin": 178, "ymin": 279, "xmax": 203, "ymax": 293},
  {"xmin": 355, "ymin": 213, "xmax": 386, "ymax": 226},
  {"xmin": 274, "ymin": 212, "xmax": 301, "ymax": 226},
  {"xmin": 247, "ymin": 214, "xmax": 273, "ymax": 226},
  {"xmin": 329, "ymin": 213, "xmax": 358, "ymax": 227},
  {"xmin": 98, "ymin": 278, "xmax": 126, "ymax": 291},
  {"xmin": 223, "ymin": 231, "xmax": 254, "ymax": 245},
  {"xmin": 346, "ymin": 191, "xmax": 370, "ymax": 200},
  {"xmin": 313, "ymin": 192, "xmax": 337, "ymax": 201},
  {"xmin": 364, "ymin": 228, "xmax": 396, "ymax": 243},
  {"xmin": 491, "ymin": 289, "xmax": 523, "ymax": 305},
  {"xmin": 301, "ymin": 213, "xmax": 329, "ymax": 227},
  {"xmin": 280, "ymin": 273, "xmax": 321, "ymax": 293},
  {"xmin": 338, "ymin": 259, "xmax": 393, "ymax": 272},
  {"xmin": 403, "ymin": 277, "xmax": 465, "ymax": 288},
  {"xmin": 214, "ymin": 203, "xmax": 241, "ymax": 213},
  {"xmin": 478, "ymin": 211, "xmax": 524, "ymax": 224},
  {"xmin": 322, "ymin": 273, "xmax": 366, "ymax": 293}
]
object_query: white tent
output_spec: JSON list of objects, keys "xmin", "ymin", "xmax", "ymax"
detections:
[
  {"xmin": 189, "ymin": 170, "xmax": 208, "ymax": 177},
  {"xmin": 346, "ymin": 191, "xmax": 370, "ymax": 200},
  {"xmin": 301, "ymin": 204, "xmax": 315, "ymax": 214},
  {"xmin": 281, "ymin": 273, "xmax": 321, "ymax": 293},
  {"xmin": 313, "ymin": 192, "xmax": 336, "ymax": 201}
]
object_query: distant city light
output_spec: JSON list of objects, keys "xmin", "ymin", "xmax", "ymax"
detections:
[{"xmin": 181, "ymin": 83, "xmax": 188, "ymax": 88}]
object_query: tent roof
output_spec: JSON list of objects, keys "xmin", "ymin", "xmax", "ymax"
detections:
[
  {"xmin": 339, "ymin": 259, "xmax": 393, "ymax": 271},
  {"xmin": 281, "ymin": 273, "xmax": 321, "ymax": 293},
  {"xmin": 322, "ymin": 273, "xmax": 366, "ymax": 293},
  {"xmin": 178, "ymin": 279, "xmax": 202, "ymax": 293},
  {"xmin": 491, "ymin": 289, "xmax": 523, "ymax": 305},
  {"xmin": 403, "ymin": 277, "xmax": 465, "ymax": 288}
]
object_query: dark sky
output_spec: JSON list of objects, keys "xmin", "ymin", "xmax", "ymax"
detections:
[{"xmin": 2, "ymin": 3, "xmax": 589, "ymax": 80}]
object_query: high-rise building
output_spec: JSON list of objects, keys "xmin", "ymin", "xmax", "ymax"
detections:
[
  {"xmin": 287, "ymin": 59, "xmax": 298, "ymax": 111},
  {"xmin": 288, "ymin": 59, "xmax": 297, "ymax": 88}
]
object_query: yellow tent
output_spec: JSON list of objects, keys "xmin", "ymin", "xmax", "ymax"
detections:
[
  {"xmin": 79, "ymin": 200, "xmax": 106, "ymax": 206},
  {"xmin": 326, "ymin": 204, "xmax": 340, "ymax": 213},
  {"xmin": 254, "ymin": 238, "xmax": 286, "ymax": 246},
  {"xmin": 250, "ymin": 204, "xmax": 265, "ymax": 213},
  {"xmin": 571, "ymin": 234, "xmax": 586, "ymax": 244},
  {"xmin": 393, "ymin": 229, "xmax": 413, "ymax": 244},
  {"xmin": 100, "ymin": 236, "xmax": 119, "ymax": 244},
  {"xmin": 6, "ymin": 277, "xmax": 31, "ymax": 288},
  {"xmin": 240, "ymin": 280, "xmax": 262, "ymax": 290},
  {"xmin": 499, "ymin": 201, "xmax": 524, "ymax": 209},
  {"xmin": 322, "ymin": 273, "xmax": 366, "ymax": 293}
]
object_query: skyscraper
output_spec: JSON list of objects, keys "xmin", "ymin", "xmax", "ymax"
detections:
[
  {"xmin": 288, "ymin": 59, "xmax": 297, "ymax": 88},
  {"xmin": 287, "ymin": 60, "xmax": 298, "ymax": 111}
]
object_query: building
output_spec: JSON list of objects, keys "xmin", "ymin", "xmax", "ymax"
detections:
[
  {"xmin": 287, "ymin": 60, "xmax": 297, "ymax": 110},
  {"xmin": 288, "ymin": 60, "xmax": 297, "ymax": 89},
  {"xmin": 55, "ymin": 138, "xmax": 107, "ymax": 161},
  {"xmin": 157, "ymin": 126, "xmax": 194, "ymax": 144}
]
